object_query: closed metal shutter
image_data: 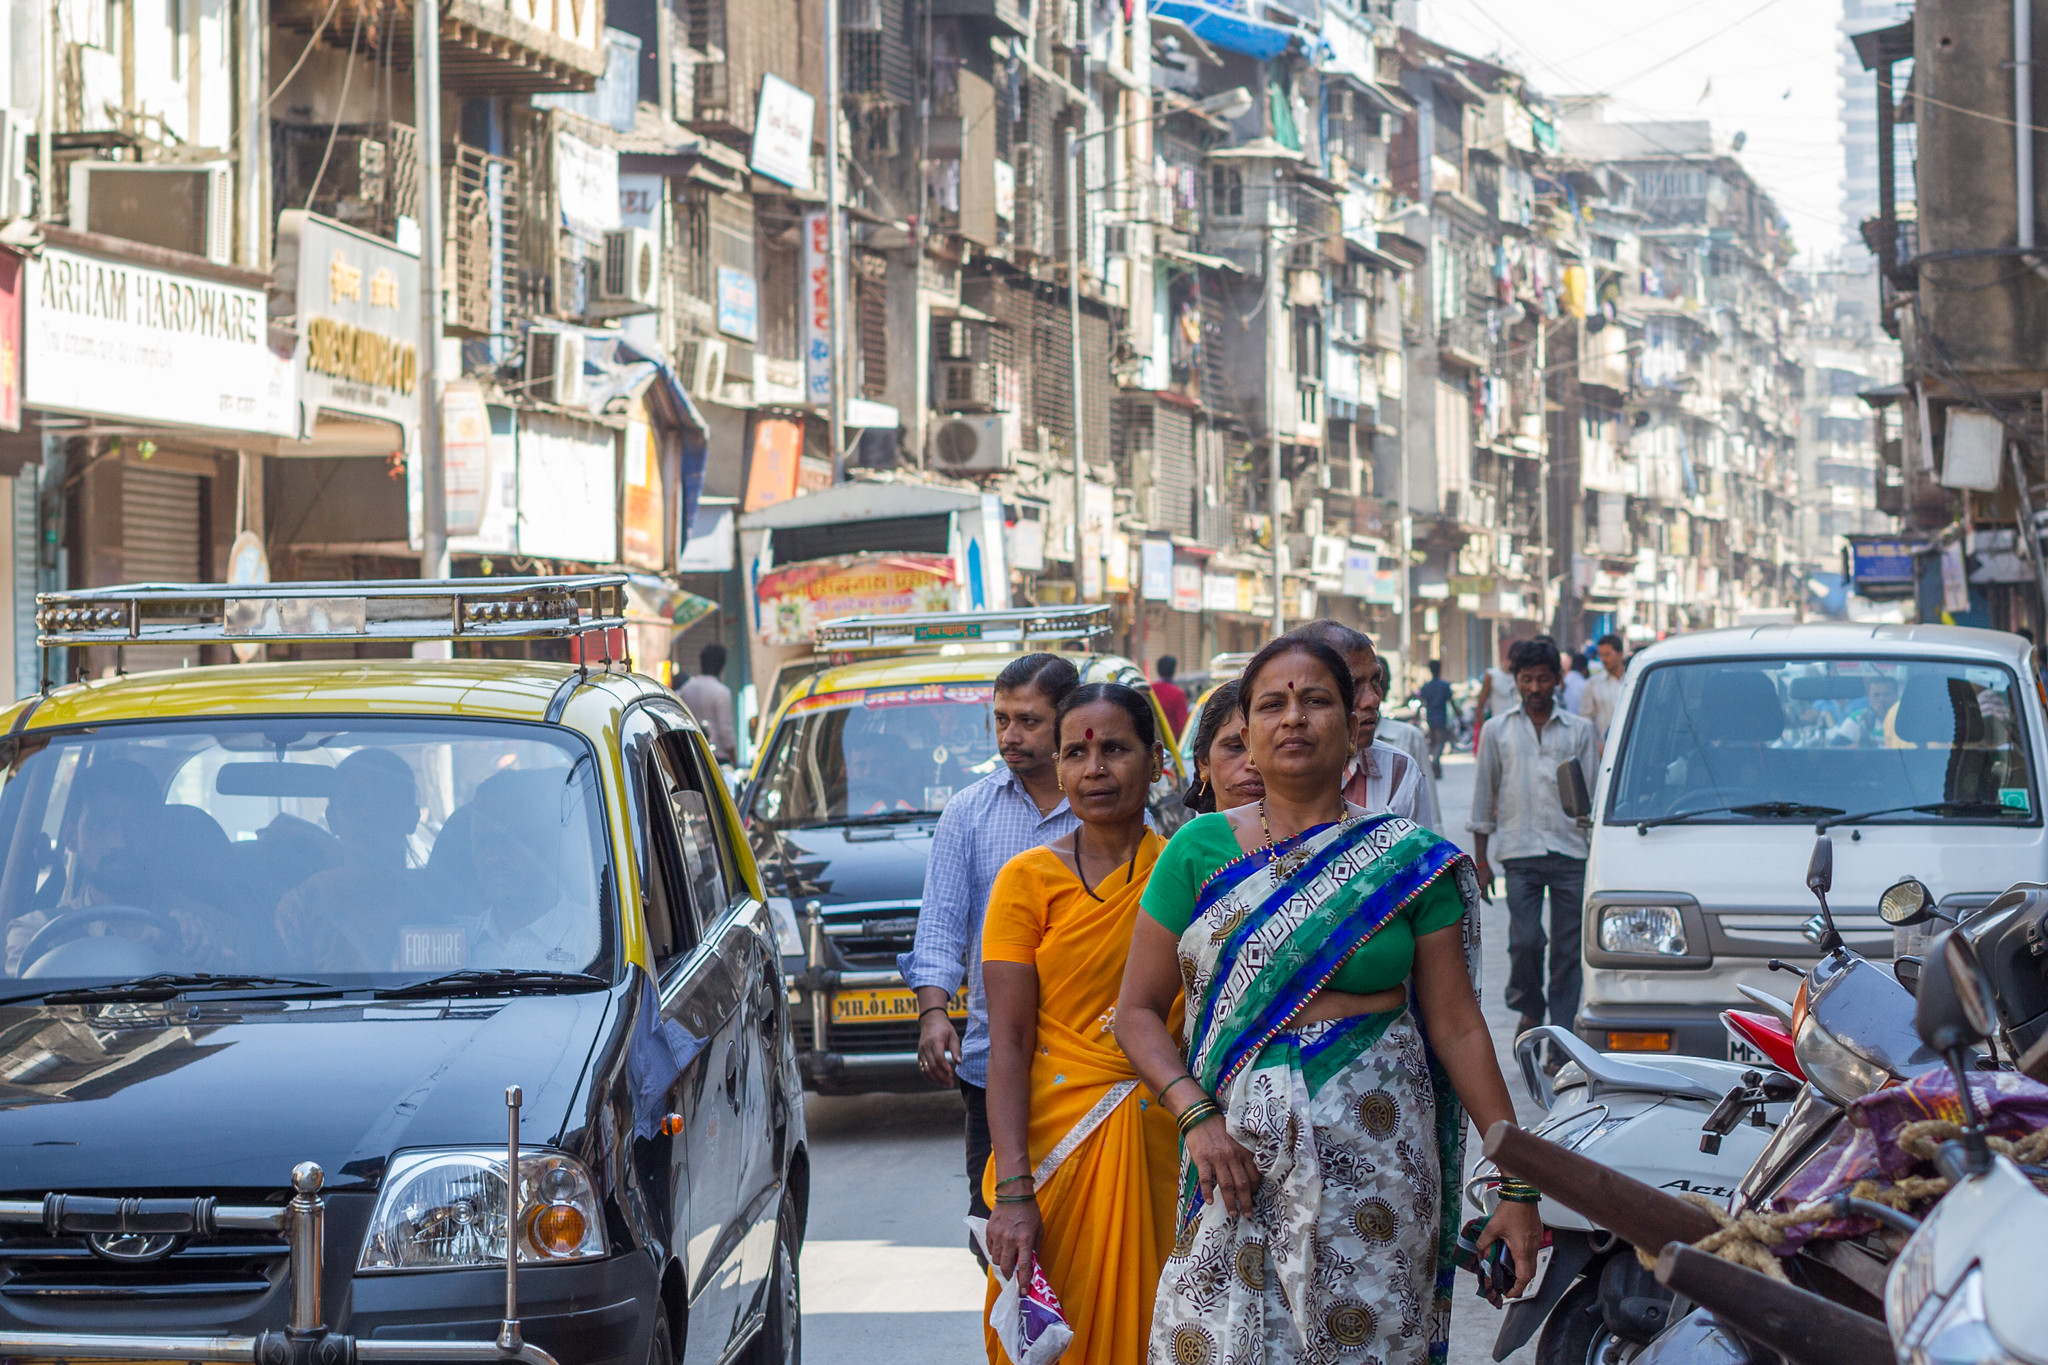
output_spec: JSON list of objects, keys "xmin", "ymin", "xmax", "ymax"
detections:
[
  {"xmin": 123, "ymin": 465, "xmax": 202, "ymax": 583},
  {"xmin": 1153, "ymin": 403, "xmax": 1195, "ymax": 539},
  {"xmin": 122, "ymin": 464, "xmax": 204, "ymax": 670}
]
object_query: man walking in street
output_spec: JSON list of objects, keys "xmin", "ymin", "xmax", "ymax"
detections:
[
  {"xmin": 1472, "ymin": 640, "xmax": 1515, "ymax": 750},
  {"xmin": 677, "ymin": 643, "xmax": 737, "ymax": 765},
  {"xmin": 1469, "ymin": 636, "xmax": 1600, "ymax": 1035},
  {"xmin": 1153, "ymin": 655, "xmax": 1189, "ymax": 739},
  {"xmin": 1417, "ymin": 659, "xmax": 1455, "ymax": 777},
  {"xmin": 1578, "ymin": 632, "xmax": 1628, "ymax": 749},
  {"xmin": 900, "ymin": 653, "xmax": 1080, "ymax": 1247},
  {"xmin": 1370, "ymin": 657, "xmax": 1441, "ymax": 830}
]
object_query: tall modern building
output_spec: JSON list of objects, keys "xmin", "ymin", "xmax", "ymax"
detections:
[{"xmin": 1841, "ymin": 0, "xmax": 1910, "ymax": 258}]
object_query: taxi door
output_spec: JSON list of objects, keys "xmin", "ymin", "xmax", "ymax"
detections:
[
  {"xmin": 650, "ymin": 715, "xmax": 777, "ymax": 1357},
  {"xmin": 624, "ymin": 705, "xmax": 750, "ymax": 1362}
]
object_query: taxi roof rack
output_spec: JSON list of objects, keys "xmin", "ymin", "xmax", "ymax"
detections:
[
  {"xmin": 34, "ymin": 575, "xmax": 630, "ymax": 648},
  {"xmin": 814, "ymin": 604, "xmax": 1113, "ymax": 653}
]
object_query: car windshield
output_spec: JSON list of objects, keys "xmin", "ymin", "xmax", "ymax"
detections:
[
  {"xmin": 746, "ymin": 684, "xmax": 1000, "ymax": 828},
  {"xmin": 0, "ymin": 718, "xmax": 612, "ymax": 987},
  {"xmin": 1608, "ymin": 657, "xmax": 2039, "ymax": 825}
]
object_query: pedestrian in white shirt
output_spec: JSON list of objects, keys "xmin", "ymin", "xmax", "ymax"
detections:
[
  {"xmin": 1560, "ymin": 653, "xmax": 1589, "ymax": 716},
  {"xmin": 1472, "ymin": 641, "xmax": 1515, "ymax": 751},
  {"xmin": 677, "ymin": 642, "xmax": 738, "ymax": 764},
  {"xmin": 1369, "ymin": 657, "xmax": 1441, "ymax": 832},
  {"xmin": 1469, "ymin": 636, "xmax": 1601, "ymax": 1034},
  {"xmin": 1578, "ymin": 632, "xmax": 1629, "ymax": 747},
  {"xmin": 1289, "ymin": 619, "xmax": 1436, "ymax": 831}
]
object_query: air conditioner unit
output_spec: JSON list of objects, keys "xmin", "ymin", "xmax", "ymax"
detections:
[
  {"xmin": 1310, "ymin": 534, "xmax": 1346, "ymax": 577},
  {"xmin": 69, "ymin": 161, "xmax": 232, "ymax": 262},
  {"xmin": 928, "ymin": 414, "xmax": 1010, "ymax": 475},
  {"xmin": 0, "ymin": 111, "xmax": 33, "ymax": 219},
  {"xmin": 526, "ymin": 328, "xmax": 586, "ymax": 407},
  {"xmin": 677, "ymin": 336, "xmax": 728, "ymax": 401},
  {"xmin": 842, "ymin": 0, "xmax": 884, "ymax": 31},
  {"xmin": 600, "ymin": 227, "xmax": 661, "ymax": 308}
]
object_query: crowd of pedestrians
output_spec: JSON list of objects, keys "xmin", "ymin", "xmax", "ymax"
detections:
[{"xmin": 906, "ymin": 624, "xmax": 1556, "ymax": 1365}]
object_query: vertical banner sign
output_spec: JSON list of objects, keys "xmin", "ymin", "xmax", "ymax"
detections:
[
  {"xmin": 441, "ymin": 380, "xmax": 491, "ymax": 536},
  {"xmin": 0, "ymin": 250, "xmax": 20, "ymax": 432},
  {"xmin": 744, "ymin": 415, "xmax": 805, "ymax": 512},
  {"xmin": 1941, "ymin": 540, "xmax": 1970, "ymax": 615},
  {"xmin": 1140, "ymin": 539, "xmax": 1173, "ymax": 601},
  {"xmin": 802, "ymin": 211, "xmax": 833, "ymax": 408},
  {"xmin": 621, "ymin": 408, "xmax": 664, "ymax": 569}
]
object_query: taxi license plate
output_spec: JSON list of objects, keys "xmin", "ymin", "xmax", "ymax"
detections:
[{"xmin": 830, "ymin": 988, "xmax": 966, "ymax": 1024}]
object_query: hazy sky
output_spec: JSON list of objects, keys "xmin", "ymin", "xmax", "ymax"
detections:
[{"xmin": 1418, "ymin": 0, "xmax": 1857, "ymax": 268}]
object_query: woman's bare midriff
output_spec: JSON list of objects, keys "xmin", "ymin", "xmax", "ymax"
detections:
[{"xmin": 1295, "ymin": 984, "xmax": 1407, "ymax": 1024}]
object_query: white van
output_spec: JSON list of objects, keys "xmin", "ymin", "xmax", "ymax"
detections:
[{"xmin": 1577, "ymin": 623, "xmax": 2047, "ymax": 1058}]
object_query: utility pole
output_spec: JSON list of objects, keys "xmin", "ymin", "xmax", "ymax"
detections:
[
  {"xmin": 1065, "ymin": 124, "xmax": 1087, "ymax": 597},
  {"xmin": 824, "ymin": 0, "xmax": 848, "ymax": 482},
  {"xmin": 1267, "ymin": 219, "xmax": 1285, "ymax": 637},
  {"xmin": 415, "ymin": 0, "xmax": 448, "ymax": 582}
]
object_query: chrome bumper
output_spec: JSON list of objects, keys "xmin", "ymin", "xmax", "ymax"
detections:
[{"xmin": 0, "ymin": 1088, "xmax": 560, "ymax": 1365}]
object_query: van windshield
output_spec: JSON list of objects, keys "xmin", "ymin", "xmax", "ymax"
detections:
[
  {"xmin": 1607, "ymin": 657, "xmax": 2039, "ymax": 826},
  {"xmin": 0, "ymin": 718, "xmax": 612, "ymax": 987},
  {"xmin": 746, "ymin": 684, "xmax": 1000, "ymax": 828}
]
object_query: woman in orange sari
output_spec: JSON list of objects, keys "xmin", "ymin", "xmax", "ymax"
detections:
[{"xmin": 979, "ymin": 682, "xmax": 1181, "ymax": 1365}]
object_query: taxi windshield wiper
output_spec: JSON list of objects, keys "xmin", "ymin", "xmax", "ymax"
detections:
[
  {"xmin": 1818, "ymin": 800, "xmax": 2029, "ymax": 831},
  {"xmin": 808, "ymin": 810, "xmax": 943, "ymax": 827},
  {"xmin": 1, "ymin": 973, "xmax": 339, "ymax": 1006},
  {"xmin": 1635, "ymin": 801, "xmax": 1845, "ymax": 832},
  {"xmin": 373, "ymin": 968, "xmax": 611, "ymax": 1000}
]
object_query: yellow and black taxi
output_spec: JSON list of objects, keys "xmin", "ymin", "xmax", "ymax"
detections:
[
  {"xmin": 738, "ymin": 606, "xmax": 1185, "ymax": 1093},
  {"xmin": 0, "ymin": 577, "xmax": 803, "ymax": 1365}
]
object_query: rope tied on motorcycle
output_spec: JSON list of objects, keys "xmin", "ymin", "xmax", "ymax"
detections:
[{"xmin": 1633, "ymin": 1118, "xmax": 2048, "ymax": 1278}]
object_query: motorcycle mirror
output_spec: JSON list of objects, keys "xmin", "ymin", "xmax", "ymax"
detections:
[
  {"xmin": 1893, "ymin": 955, "xmax": 1922, "ymax": 996},
  {"xmin": 1878, "ymin": 877, "xmax": 1937, "ymax": 927},
  {"xmin": 1806, "ymin": 837, "xmax": 1833, "ymax": 898},
  {"xmin": 1555, "ymin": 759, "xmax": 1591, "ymax": 821},
  {"xmin": 1914, "ymin": 930, "xmax": 1987, "ymax": 1053}
]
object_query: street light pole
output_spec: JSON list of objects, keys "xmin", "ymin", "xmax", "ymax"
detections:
[
  {"xmin": 1065, "ymin": 123, "xmax": 1087, "ymax": 596},
  {"xmin": 415, "ymin": 0, "xmax": 448, "ymax": 582},
  {"xmin": 1267, "ymin": 220, "xmax": 1285, "ymax": 637},
  {"xmin": 825, "ymin": 0, "xmax": 848, "ymax": 482}
]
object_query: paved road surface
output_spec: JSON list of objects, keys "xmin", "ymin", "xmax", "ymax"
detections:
[{"xmin": 799, "ymin": 752, "xmax": 1548, "ymax": 1362}]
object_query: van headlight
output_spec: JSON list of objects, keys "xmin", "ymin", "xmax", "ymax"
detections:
[
  {"xmin": 358, "ymin": 1149, "xmax": 606, "ymax": 1271},
  {"xmin": 1896, "ymin": 1266, "xmax": 2027, "ymax": 1365},
  {"xmin": 1597, "ymin": 905, "xmax": 1689, "ymax": 957}
]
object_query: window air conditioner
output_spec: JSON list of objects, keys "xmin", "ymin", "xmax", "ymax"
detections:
[
  {"xmin": 1310, "ymin": 534, "xmax": 1346, "ymax": 577},
  {"xmin": 526, "ymin": 328, "xmax": 586, "ymax": 407},
  {"xmin": 677, "ymin": 336, "xmax": 728, "ymax": 401},
  {"xmin": 600, "ymin": 227, "xmax": 662, "ymax": 308},
  {"xmin": 68, "ymin": 161, "xmax": 233, "ymax": 263},
  {"xmin": 928, "ymin": 414, "xmax": 1010, "ymax": 475}
]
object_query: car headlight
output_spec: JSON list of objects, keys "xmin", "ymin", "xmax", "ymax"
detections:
[
  {"xmin": 1897, "ymin": 1265, "xmax": 2028, "ymax": 1365},
  {"xmin": 1597, "ymin": 904, "xmax": 1689, "ymax": 957},
  {"xmin": 766, "ymin": 896, "xmax": 803, "ymax": 956},
  {"xmin": 359, "ymin": 1149, "xmax": 606, "ymax": 1271},
  {"xmin": 1793, "ymin": 1012, "xmax": 1892, "ymax": 1108}
]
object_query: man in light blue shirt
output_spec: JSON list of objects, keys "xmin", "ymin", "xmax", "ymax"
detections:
[{"xmin": 900, "ymin": 653, "xmax": 1080, "ymax": 1233}]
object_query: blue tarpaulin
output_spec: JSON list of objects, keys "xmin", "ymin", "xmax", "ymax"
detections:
[{"xmin": 1150, "ymin": 0, "xmax": 1299, "ymax": 59}]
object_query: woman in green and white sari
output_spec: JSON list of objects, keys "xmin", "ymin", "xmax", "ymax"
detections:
[{"xmin": 1116, "ymin": 635, "xmax": 1539, "ymax": 1365}]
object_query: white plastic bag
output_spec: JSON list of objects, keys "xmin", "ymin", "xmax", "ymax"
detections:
[{"xmin": 966, "ymin": 1216, "xmax": 1074, "ymax": 1365}]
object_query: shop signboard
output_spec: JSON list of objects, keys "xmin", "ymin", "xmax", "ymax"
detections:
[
  {"xmin": 801, "ymin": 211, "xmax": 832, "ymax": 406},
  {"xmin": 718, "ymin": 267, "xmax": 759, "ymax": 342},
  {"xmin": 275, "ymin": 212, "xmax": 420, "ymax": 447},
  {"xmin": 756, "ymin": 554, "xmax": 956, "ymax": 646},
  {"xmin": 750, "ymin": 75, "xmax": 816, "ymax": 190},
  {"xmin": 516, "ymin": 409, "xmax": 617, "ymax": 562},
  {"xmin": 1140, "ymin": 539, "xmax": 1173, "ymax": 601},
  {"xmin": 1847, "ymin": 534, "xmax": 1922, "ymax": 601},
  {"xmin": 744, "ymin": 415, "xmax": 804, "ymax": 512},
  {"xmin": 1172, "ymin": 563, "xmax": 1202, "ymax": 613},
  {"xmin": 679, "ymin": 499, "xmax": 736, "ymax": 573},
  {"xmin": 441, "ymin": 380, "xmax": 491, "ymax": 536},
  {"xmin": 0, "ymin": 249, "xmax": 19, "ymax": 432},
  {"xmin": 555, "ymin": 129, "xmax": 621, "ymax": 240},
  {"xmin": 621, "ymin": 408, "xmax": 665, "ymax": 570},
  {"xmin": 27, "ymin": 239, "xmax": 295, "ymax": 435},
  {"xmin": 1201, "ymin": 572, "xmax": 1237, "ymax": 613}
]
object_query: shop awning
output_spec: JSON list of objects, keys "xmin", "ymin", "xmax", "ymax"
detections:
[
  {"xmin": 739, "ymin": 479, "xmax": 985, "ymax": 531},
  {"xmin": 1148, "ymin": 0, "xmax": 1304, "ymax": 60}
]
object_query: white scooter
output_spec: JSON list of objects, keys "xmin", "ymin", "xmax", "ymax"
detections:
[{"xmin": 1472, "ymin": 1026, "xmax": 1794, "ymax": 1364}]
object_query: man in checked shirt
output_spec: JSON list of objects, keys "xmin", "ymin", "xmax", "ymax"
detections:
[{"xmin": 900, "ymin": 652, "xmax": 1080, "ymax": 1245}]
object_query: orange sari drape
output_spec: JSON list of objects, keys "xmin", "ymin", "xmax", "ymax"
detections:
[{"xmin": 979, "ymin": 834, "xmax": 1183, "ymax": 1365}]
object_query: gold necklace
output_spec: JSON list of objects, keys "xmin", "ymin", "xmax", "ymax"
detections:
[{"xmin": 1259, "ymin": 797, "xmax": 1341, "ymax": 880}]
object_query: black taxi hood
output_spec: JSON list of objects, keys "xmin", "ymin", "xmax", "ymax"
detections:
[
  {"xmin": 748, "ymin": 818, "xmax": 937, "ymax": 908},
  {"xmin": 0, "ymin": 988, "xmax": 616, "ymax": 1195}
]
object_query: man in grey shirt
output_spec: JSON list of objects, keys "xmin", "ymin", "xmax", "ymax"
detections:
[
  {"xmin": 1468, "ymin": 635, "xmax": 1601, "ymax": 1033},
  {"xmin": 677, "ymin": 642, "xmax": 738, "ymax": 764}
]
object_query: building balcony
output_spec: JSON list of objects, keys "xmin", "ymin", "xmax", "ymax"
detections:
[{"xmin": 271, "ymin": 0, "xmax": 607, "ymax": 95}]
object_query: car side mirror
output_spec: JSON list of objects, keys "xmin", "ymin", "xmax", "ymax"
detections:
[
  {"xmin": 1879, "ymin": 877, "xmax": 1937, "ymax": 928},
  {"xmin": 1556, "ymin": 759, "xmax": 1591, "ymax": 821}
]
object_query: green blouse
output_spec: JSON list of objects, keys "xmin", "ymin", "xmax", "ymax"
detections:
[{"xmin": 1139, "ymin": 812, "xmax": 1466, "ymax": 996}]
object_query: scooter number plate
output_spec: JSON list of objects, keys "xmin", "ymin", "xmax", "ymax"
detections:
[{"xmin": 1727, "ymin": 1038, "xmax": 1769, "ymax": 1067}]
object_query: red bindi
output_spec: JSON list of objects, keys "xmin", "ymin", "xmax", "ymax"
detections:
[
  {"xmin": 1085, "ymin": 727, "xmax": 1094, "ymax": 739},
  {"xmin": 1287, "ymin": 680, "xmax": 1294, "ymax": 689}
]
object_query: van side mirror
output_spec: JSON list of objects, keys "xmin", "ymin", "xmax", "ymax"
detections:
[{"xmin": 1556, "ymin": 759, "xmax": 1591, "ymax": 821}]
